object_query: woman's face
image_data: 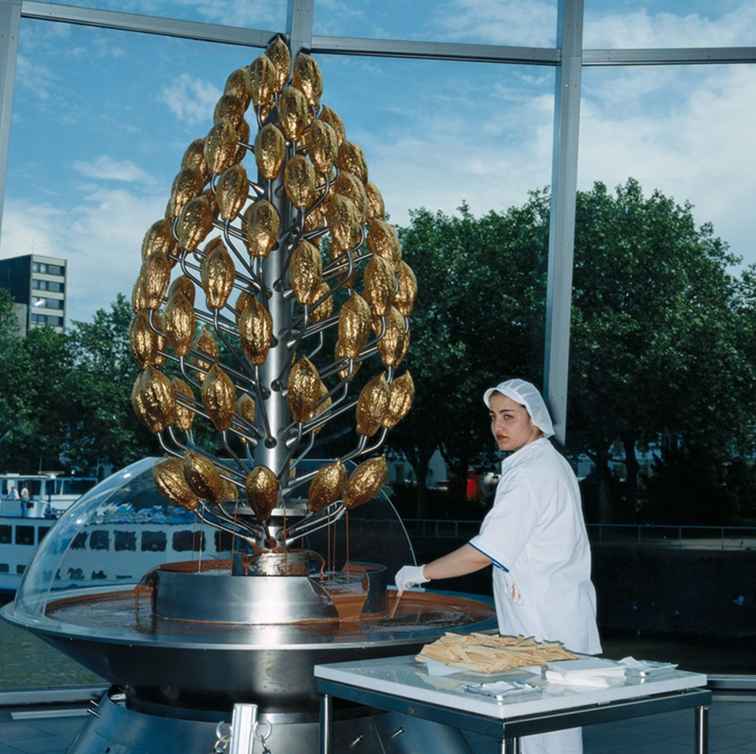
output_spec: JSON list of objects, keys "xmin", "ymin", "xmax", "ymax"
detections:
[{"xmin": 489, "ymin": 392, "xmax": 541, "ymax": 452}]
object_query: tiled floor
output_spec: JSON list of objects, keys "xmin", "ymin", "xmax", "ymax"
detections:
[{"xmin": 0, "ymin": 698, "xmax": 753, "ymax": 754}]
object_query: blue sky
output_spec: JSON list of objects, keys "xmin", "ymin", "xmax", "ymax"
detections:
[{"xmin": 2, "ymin": 0, "xmax": 756, "ymax": 324}]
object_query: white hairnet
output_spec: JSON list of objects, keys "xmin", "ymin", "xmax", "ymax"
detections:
[{"xmin": 482, "ymin": 378, "xmax": 554, "ymax": 438}]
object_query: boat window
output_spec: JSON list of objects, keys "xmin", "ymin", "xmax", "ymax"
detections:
[
  {"xmin": 37, "ymin": 527, "xmax": 51, "ymax": 544},
  {"xmin": 0, "ymin": 526, "xmax": 10, "ymax": 544},
  {"xmin": 71, "ymin": 532, "xmax": 87, "ymax": 549},
  {"xmin": 173, "ymin": 530, "xmax": 205, "ymax": 552},
  {"xmin": 16, "ymin": 565, "xmax": 26, "ymax": 575},
  {"xmin": 89, "ymin": 530, "xmax": 110, "ymax": 550},
  {"xmin": 91, "ymin": 570, "xmax": 107, "ymax": 580},
  {"xmin": 0, "ymin": 564, "xmax": 8, "ymax": 573},
  {"xmin": 141, "ymin": 531, "xmax": 166, "ymax": 552},
  {"xmin": 214, "ymin": 531, "xmax": 233, "ymax": 552},
  {"xmin": 61, "ymin": 478, "xmax": 96, "ymax": 495},
  {"xmin": 15, "ymin": 526, "xmax": 35, "ymax": 545},
  {"xmin": 115, "ymin": 531, "xmax": 137, "ymax": 551}
]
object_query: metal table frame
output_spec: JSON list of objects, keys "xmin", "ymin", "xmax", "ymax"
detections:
[{"xmin": 316, "ymin": 678, "xmax": 711, "ymax": 754}]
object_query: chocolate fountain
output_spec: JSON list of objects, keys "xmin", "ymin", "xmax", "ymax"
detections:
[{"xmin": 2, "ymin": 29, "xmax": 496, "ymax": 754}]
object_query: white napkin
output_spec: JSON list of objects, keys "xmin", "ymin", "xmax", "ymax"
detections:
[{"xmin": 545, "ymin": 658, "xmax": 626, "ymax": 687}]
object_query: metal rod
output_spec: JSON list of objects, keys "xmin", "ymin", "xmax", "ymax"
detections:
[
  {"xmin": 695, "ymin": 705, "xmax": 709, "ymax": 754},
  {"xmin": 319, "ymin": 693, "xmax": 332, "ymax": 754}
]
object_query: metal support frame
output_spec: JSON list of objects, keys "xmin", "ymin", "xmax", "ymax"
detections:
[{"xmin": 0, "ymin": 0, "xmax": 21, "ymax": 245}]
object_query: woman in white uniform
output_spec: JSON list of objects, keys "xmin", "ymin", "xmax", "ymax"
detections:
[{"xmin": 395, "ymin": 379, "xmax": 601, "ymax": 754}]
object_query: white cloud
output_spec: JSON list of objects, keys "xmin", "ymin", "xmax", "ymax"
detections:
[
  {"xmin": 15, "ymin": 54, "xmax": 56, "ymax": 101},
  {"xmin": 159, "ymin": 74, "xmax": 221, "ymax": 125},
  {"xmin": 73, "ymin": 156, "xmax": 155, "ymax": 184}
]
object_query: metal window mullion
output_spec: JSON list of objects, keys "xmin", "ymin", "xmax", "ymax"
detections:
[
  {"xmin": 544, "ymin": 0, "xmax": 584, "ymax": 446},
  {"xmin": 0, "ymin": 0, "xmax": 21, "ymax": 245},
  {"xmin": 584, "ymin": 46, "xmax": 756, "ymax": 66}
]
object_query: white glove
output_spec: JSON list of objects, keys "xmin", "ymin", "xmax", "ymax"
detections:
[{"xmin": 394, "ymin": 564, "xmax": 429, "ymax": 594}]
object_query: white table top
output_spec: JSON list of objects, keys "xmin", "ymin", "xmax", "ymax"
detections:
[{"xmin": 314, "ymin": 654, "xmax": 708, "ymax": 720}]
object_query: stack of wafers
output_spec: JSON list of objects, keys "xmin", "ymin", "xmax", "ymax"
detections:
[{"xmin": 416, "ymin": 633, "xmax": 577, "ymax": 674}]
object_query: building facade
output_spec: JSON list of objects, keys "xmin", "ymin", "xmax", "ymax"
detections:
[{"xmin": 0, "ymin": 254, "xmax": 66, "ymax": 335}]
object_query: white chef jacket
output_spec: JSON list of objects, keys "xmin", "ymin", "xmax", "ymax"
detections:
[{"xmin": 469, "ymin": 437, "xmax": 601, "ymax": 655}]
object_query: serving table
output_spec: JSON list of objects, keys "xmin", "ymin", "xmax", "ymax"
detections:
[{"xmin": 315, "ymin": 654, "xmax": 710, "ymax": 754}]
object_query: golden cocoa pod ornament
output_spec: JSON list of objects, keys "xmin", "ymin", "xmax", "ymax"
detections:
[
  {"xmin": 394, "ymin": 260, "xmax": 418, "ymax": 316},
  {"xmin": 176, "ymin": 195, "xmax": 214, "ymax": 251},
  {"xmin": 202, "ymin": 364, "xmax": 236, "ymax": 432},
  {"xmin": 242, "ymin": 199, "xmax": 280, "ymax": 258},
  {"xmin": 383, "ymin": 371, "xmax": 414, "ymax": 428},
  {"xmin": 309, "ymin": 281, "xmax": 333, "ymax": 323},
  {"xmin": 236, "ymin": 119, "xmax": 251, "ymax": 164},
  {"xmin": 166, "ymin": 168, "xmax": 204, "ymax": 220},
  {"xmin": 202, "ymin": 186, "xmax": 220, "ymax": 219},
  {"xmin": 304, "ymin": 202, "xmax": 327, "ymax": 233},
  {"xmin": 284, "ymin": 154, "xmax": 317, "ymax": 209},
  {"xmin": 326, "ymin": 194, "xmax": 362, "ymax": 252},
  {"xmin": 319, "ymin": 106, "xmax": 345, "ymax": 147},
  {"xmin": 363, "ymin": 255, "xmax": 396, "ymax": 317},
  {"xmin": 336, "ymin": 141, "xmax": 368, "ymax": 184},
  {"xmin": 245, "ymin": 466, "xmax": 279, "ymax": 521},
  {"xmin": 138, "ymin": 251, "xmax": 171, "ymax": 310},
  {"xmin": 333, "ymin": 172, "xmax": 368, "ymax": 222},
  {"xmin": 308, "ymin": 461, "xmax": 347, "ymax": 513},
  {"xmin": 255, "ymin": 123, "xmax": 286, "ymax": 180},
  {"xmin": 172, "ymin": 377, "xmax": 196, "ymax": 431},
  {"xmin": 213, "ymin": 93, "xmax": 245, "ymax": 128},
  {"xmin": 248, "ymin": 55, "xmax": 277, "ymax": 116},
  {"xmin": 167, "ymin": 275, "xmax": 196, "ymax": 307},
  {"xmin": 367, "ymin": 219, "xmax": 401, "ymax": 265},
  {"xmin": 129, "ymin": 312, "xmax": 164, "ymax": 367},
  {"xmin": 337, "ymin": 292, "xmax": 371, "ymax": 358},
  {"xmin": 182, "ymin": 451, "xmax": 224, "ymax": 503},
  {"xmin": 154, "ymin": 458, "xmax": 200, "ymax": 511},
  {"xmin": 238, "ymin": 297, "xmax": 273, "ymax": 365},
  {"xmin": 181, "ymin": 138, "xmax": 211, "ymax": 185},
  {"xmin": 266, "ymin": 36, "xmax": 290, "ymax": 92},
  {"xmin": 163, "ymin": 291, "xmax": 195, "ymax": 357},
  {"xmin": 142, "ymin": 218, "xmax": 178, "ymax": 263},
  {"xmin": 278, "ymin": 85, "xmax": 311, "ymax": 143},
  {"xmin": 344, "ymin": 456, "xmax": 388, "ymax": 510},
  {"xmin": 365, "ymin": 182, "xmax": 385, "ymax": 221},
  {"xmin": 224, "ymin": 68, "xmax": 252, "ymax": 110},
  {"xmin": 289, "ymin": 239, "xmax": 322, "ymax": 305},
  {"xmin": 236, "ymin": 289, "xmax": 255, "ymax": 321},
  {"xmin": 305, "ymin": 119, "xmax": 339, "ymax": 175},
  {"xmin": 287, "ymin": 356, "xmax": 322, "ymax": 423},
  {"xmin": 220, "ymin": 476, "xmax": 239, "ymax": 504},
  {"xmin": 200, "ymin": 238, "xmax": 235, "ymax": 310},
  {"xmin": 194, "ymin": 326, "xmax": 218, "ymax": 378},
  {"xmin": 335, "ymin": 338, "xmax": 361, "ymax": 381},
  {"xmin": 131, "ymin": 274, "xmax": 149, "ymax": 313},
  {"xmin": 377, "ymin": 306, "xmax": 408, "ymax": 368},
  {"xmin": 215, "ymin": 163, "xmax": 249, "ymax": 222},
  {"xmin": 236, "ymin": 392, "xmax": 256, "ymax": 425},
  {"xmin": 131, "ymin": 366, "xmax": 176, "ymax": 433},
  {"xmin": 356, "ymin": 373, "xmax": 390, "ymax": 437},
  {"xmin": 292, "ymin": 52, "xmax": 323, "ymax": 107},
  {"xmin": 306, "ymin": 380, "xmax": 331, "ymax": 430},
  {"xmin": 204, "ymin": 120, "xmax": 240, "ymax": 175}
]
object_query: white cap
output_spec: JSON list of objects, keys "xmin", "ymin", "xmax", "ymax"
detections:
[{"xmin": 482, "ymin": 378, "xmax": 554, "ymax": 438}]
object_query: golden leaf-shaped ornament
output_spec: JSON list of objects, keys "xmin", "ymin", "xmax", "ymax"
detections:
[
  {"xmin": 224, "ymin": 68, "xmax": 252, "ymax": 110},
  {"xmin": 154, "ymin": 458, "xmax": 200, "ymax": 511},
  {"xmin": 247, "ymin": 55, "xmax": 276, "ymax": 117},
  {"xmin": 383, "ymin": 371, "xmax": 414, "ymax": 428},
  {"xmin": 363, "ymin": 255, "xmax": 396, "ymax": 317},
  {"xmin": 176, "ymin": 195, "xmax": 214, "ymax": 251},
  {"xmin": 131, "ymin": 366, "xmax": 176, "ymax": 433},
  {"xmin": 335, "ymin": 338, "xmax": 361, "ymax": 381},
  {"xmin": 395, "ymin": 260, "xmax": 417, "ymax": 316},
  {"xmin": 326, "ymin": 194, "xmax": 362, "ymax": 252},
  {"xmin": 304, "ymin": 201, "xmax": 327, "ymax": 233},
  {"xmin": 319, "ymin": 106, "xmax": 345, "ymax": 147},
  {"xmin": 245, "ymin": 466, "xmax": 279, "ymax": 521},
  {"xmin": 287, "ymin": 356, "xmax": 321, "ymax": 423},
  {"xmin": 215, "ymin": 163, "xmax": 249, "ymax": 222},
  {"xmin": 220, "ymin": 477, "xmax": 239, "ymax": 504},
  {"xmin": 367, "ymin": 219, "xmax": 401, "ymax": 266},
  {"xmin": 193, "ymin": 326, "xmax": 218, "ymax": 379},
  {"xmin": 172, "ymin": 377, "xmax": 196, "ymax": 431},
  {"xmin": 213, "ymin": 94, "xmax": 245, "ymax": 128},
  {"xmin": 284, "ymin": 154, "xmax": 317, "ymax": 208},
  {"xmin": 336, "ymin": 141, "xmax": 368, "ymax": 184},
  {"xmin": 255, "ymin": 123, "xmax": 286, "ymax": 180},
  {"xmin": 235, "ymin": 119, "xmax": 251, "ymax": 164},
  {"xmin": 242, "ymin": 199, "xmax": 280, "ymax": 258},
  {"xmin": 138, "ymin": 251, "xmax": 171, "ymax": 310},
  {"xmin": 266, "ymin": 36, "xmax": 290, "ymax": 91},
  {"xmin": 344, "ymin": 456, "xmax": 388, "ymax": 510},
  {"xmin": 333, "ymin": 172, "xmax": 368, "ymax": 222},
  {"xmin": 236, "ymin": 392, "xmax": 256, "ymax": 424},
  {"xmin": 308, "ymin": 461, "xmax": 347, "ymax": 513},
  {"xmin": 204, "ymin": 120, "xmax": 240, "ymax": 175},
  {"xmin": 309, "ymin": 280, "xmax": 333, "ymax": 323},
  {"xmin": 238, "ymin": 297, "xmax": 273, "ymax": 366},
  {"xmin": 129, "ymin": 312, "xmax": 164, "ymax": 368},
  {"xmin": 142, "ymin": 218, "xmax": 178, "ymax": 263},
  {"xmin": 289, "ymin": 239, "xmax": 322, "ymax": 305},
  {"xmin": 201, "ymin": 364, "xmax": 236, "ymax": 432},
  {"xmin": 356, "ymin": 373, "xmax": 390, "ymax": 437},
  {"xmin": 378, "ymin": 306, "xmax": 408, "ymax": 368},
  {"xmin": 292, "ymin": 52, "xmax": 323, "ymax": 107},
  {"xmin": 182, "ymin": 451, "xmax": 224, "ymax": 504},
  {"xmin": 306, "ymin": 380, "xmax": 331, "ymax": 432},
  {"xmin": 131, "ymin": 273, "xmax": 148, "ymax": 313},
  {"xmin": 305, "ymin": 119, "xmax": 339, "ymax": 175},
  {"xmin": 337, "ymin": 292, "xmax": 371, "ymax": 358},
  {"xmin": 365, "ymin": 182, "xmax": 385, "ymax": 221},
  {"xmin": 200, "ymin": 237, "xmax": 235, "ymax": 310},
  {"xmin": 202, "ymin": 187, "xmax": 220, "ymax": 219},
  {"xmin": 166, "ymin": 168, "xmax": 204, "ymax": 220},
  {"xmin": 181, "ymin": 138, "xmax": 211, "ymax": 185},
  {"xmin": 236, "ymin": 290, "xmax": 255, "ymax": 321},
  {"xmin": 167, "ymin": 275, "xmax": 196, "ymax": 307},
  {"xmin": 163, "ymin": 291, "xmax": 195, "ymax": 357},
  {"xmin": 278, "ymin": 85, "xmax": 311, "ymax": 143}
]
